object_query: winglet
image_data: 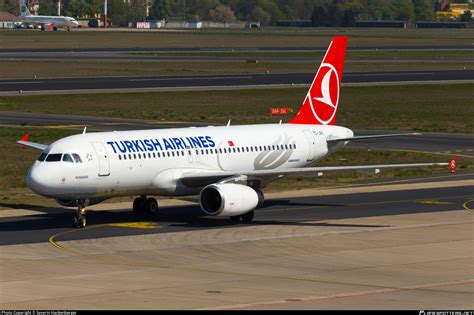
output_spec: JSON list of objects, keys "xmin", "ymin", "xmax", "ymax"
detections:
[
  {"xmin": 21, "ymin": 133, "xmax": 30, "ymax": 142},
  {"xmin": 449, "ymin": 156, "xmax": 459, "ymax": 173},
  {"xmin": 20, "ymin": 133, "xmax": 30, "ymax": 149}
]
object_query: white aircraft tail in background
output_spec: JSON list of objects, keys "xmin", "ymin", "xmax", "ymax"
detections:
[{"xmin": 17, "ymin": 36, "xmax": 451, "ymax": 228}]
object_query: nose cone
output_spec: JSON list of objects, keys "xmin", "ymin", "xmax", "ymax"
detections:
[
  {"xmin": 72, "ymin": 21, "xmax": 79, "ymax": 27},
  {"xmin": 27, "ymin": 165, "xmax": 51, "ymax": 196}
]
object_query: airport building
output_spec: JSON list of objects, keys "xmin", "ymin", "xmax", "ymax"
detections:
[{"xmin": 0, "ymin": 11, "xmax": 19, "ymax": 28}]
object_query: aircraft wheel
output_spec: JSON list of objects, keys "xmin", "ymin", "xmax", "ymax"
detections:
[
  {"xmin": 133, "ymin": 197, "xmax": 146, "ymax": 215},
  {"xmin": 229, "ymin": 215, "xmax": 241, "ymax": 222},
  {"xmin": 241, "ymin": 210, "xmax": 254, "ymax": 223},
  {"xmin": 145, "ymin": 198, "xmax": 158, "ymax": 215},
  {"xmin": 72, "ymin": 215, "xmax": 86, "ymax": 228},
  {"xmin": 255, "ymin": 189, "xmax": 264, "ymax": 208}
]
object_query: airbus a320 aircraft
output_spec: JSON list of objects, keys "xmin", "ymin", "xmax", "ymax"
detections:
[
  {"xmin": 19, "ymin": 0, "xmax": 78, "ymax": 31},
  {"xmin": 17, "ymin": 36, "xmax": 450, "ymax": 228}
]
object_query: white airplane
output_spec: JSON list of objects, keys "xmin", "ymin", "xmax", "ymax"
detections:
[
  {"xmin": 17, "ymin": 36, "xmax": 451, "ymax": 228},
  {"xmin": 19, "ymin": 0, "xmax": 78, "ymax": 31}
]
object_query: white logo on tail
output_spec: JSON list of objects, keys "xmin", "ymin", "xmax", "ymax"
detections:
[{"xmin": 308, "ymin": 63, "xmax": 340, "ymax": 125}]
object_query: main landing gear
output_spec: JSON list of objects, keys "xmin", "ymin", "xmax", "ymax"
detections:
[
  {"xmin": 72, "ymin": 202, "xmax": 87, "ymax": 228},
  {"xmin": 133, "ymin": 196, "xmax": 159, "ymax": 216},
  {"xmin": 230, "ymin": 210, "xmax": 255, "ymax": 223},
  {"xmin": 229, "ymin": 189, "xmax": 264, "ymax": 223}
]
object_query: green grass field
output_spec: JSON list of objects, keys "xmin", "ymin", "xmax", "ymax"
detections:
[
  {"xmin": 1, "ymin": 84, "xmax": 472, "ymax": 133},
  {"xmin": 1, "ymin": 28, "xmax": 473, "ymax": 49}
]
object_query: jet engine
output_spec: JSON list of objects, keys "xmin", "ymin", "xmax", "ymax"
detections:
[{"xmin": 199, "ymin": 183, "xmax": 263, "ymax": 216}]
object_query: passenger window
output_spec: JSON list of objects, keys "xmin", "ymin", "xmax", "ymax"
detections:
[
  {"xmin": 37, "ymin": 152, "xmax": 47, "ymax": 162},
  {"xmin": 46, "ymin": 153, "xmax": 62, "ymax": 162},
  {"xmin": 72, "ymin": 153, "xmax": 82, "ymax": 163},
  {"xmin": 62, "ymin": 154, "xmax": 74, "ymax": 163},
  {"xmin": 124, "ymin": 155, "xmax": 127, "ymax": 160}
]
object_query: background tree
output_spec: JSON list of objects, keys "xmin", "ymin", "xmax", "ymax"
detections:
[
  {"xmin": 108, "ymin": 0, "xmax": 128, "ymax": 25},
  {"xmin": 128, "ymin": 0, "xmax": 146, "ymax": 23},
  {"xmin": 149, "ymin": 0, "xmax": 171, "ymax": 20},
  {"xmin": 188, "ymin": 0, "xmax": 219, "ymax": 20},
  {"xmin": 249, "ymin": 6, "xmax": 271, "ymax": 24},
  {"xmin": 64, "ymin": 0, "xmax": 92, "ymax": 17},
  {"xmin": 396, "ymin": 0, "xmax": 415, "ymax": 21},
  {"xmin": 85, "ymin": 0, "xmax": 101, "ymax": 17},
  {"xmin": 38, "ymin": 0, "xmax": 57, "ymax": 15},
  {"xmin": 412, "ymin": 0, "xmax": 434, "ymax": 21},
  {"xmin": 3, "ymin": 0, "xmax": 19, "ymax": 15},
  {"xmin": 209, "ymin": 4, "xmax": 236, "ymax": 22},
  {"xmin": 311, "ymin": 1, "xmax": 330, "ymax": 26}
]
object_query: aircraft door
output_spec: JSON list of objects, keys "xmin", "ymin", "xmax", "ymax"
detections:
[
  {"xmin": 91, "ymin": 142, "xmax": 110, "ymax": 176},
  {"xmin": 303, "ymin": 130, "xmax": 316, "ymax": 161},
  {"xmin": 185, "ymin": 146, "xmax": 201, "ymax": 163}
]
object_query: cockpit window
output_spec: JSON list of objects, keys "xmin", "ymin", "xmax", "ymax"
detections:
[
  {"xmin": 62, "ymin": 154, "xmax": 74, "ymax": 163},
  {"xmin": 46, "ymin": 153, "xmax": 62, "ymax": 162},
  {"xmin": 72, "ymin": 153, "xmax": 82, "ymax": 163},
  {"xmin": 37, "ymin": 152, "xmax": 47, "ymax": 162}
]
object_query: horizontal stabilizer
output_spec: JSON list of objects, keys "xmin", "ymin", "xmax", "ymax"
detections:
[{"xmin": 327, "ymin": 133, "xmax": 421, "ymax": 143}]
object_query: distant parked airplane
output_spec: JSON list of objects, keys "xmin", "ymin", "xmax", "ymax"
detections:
[{"xmin": 19, "ymin": 0, "xmax": 78, "ymax": 31}]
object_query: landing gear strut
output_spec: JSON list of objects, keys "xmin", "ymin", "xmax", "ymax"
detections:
[
  {"xmin": 133, "ymin": 196, "xmax": 158, "ymax": 216},
  {"xmin": 72, "ymin": 203, "xmax": 87, "ymax": 228},
  {"xmin": 228, "ymin": 189, "xmax": 263, "ymax": 223},
  {"xmin": 229, "ymin": 210, "xmax": 255, "ymax": 223}
]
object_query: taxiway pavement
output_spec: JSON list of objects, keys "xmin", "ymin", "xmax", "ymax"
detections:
[{"xmin": 0, "ymin": 178, "xmax": 472, "ymax": 309}]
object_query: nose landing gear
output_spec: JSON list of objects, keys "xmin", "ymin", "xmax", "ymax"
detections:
[{"xmin": 72, "ymin": 203, "xmax": 87, "ymax": 228}]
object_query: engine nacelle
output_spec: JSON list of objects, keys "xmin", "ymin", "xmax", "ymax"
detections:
[
  {"xmin": 200, "ymin": 183, "xmax": 262, "ymax": 217},
  {"xmin": 55, "ymin": 198, "xmax": 106, "ymax": 207}
]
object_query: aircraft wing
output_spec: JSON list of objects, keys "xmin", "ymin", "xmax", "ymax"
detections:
[
  {"xmin": 327, "ymin": 133, "xmax": 421, "ymax": 143},
  {"xmin": 16, "ymin": 140, "xmax": 47, "ymax": 150},
  {"xmin": 16, "ymin": 134, "xmax": 47, "ymax": 151},
  {"xmin": 180, "ymin": 162, "xmax": 449, "ymax": 187}
]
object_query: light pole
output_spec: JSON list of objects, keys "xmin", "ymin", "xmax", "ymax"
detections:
[
  {"xmin": 57, "ymin": 0, "xmax": 60, "ymax": 16},
  {"xmin": 104, "ymin": 0, "xmax": 108, "ymax": 28}
]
